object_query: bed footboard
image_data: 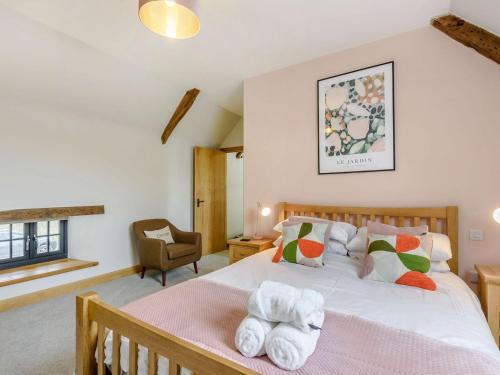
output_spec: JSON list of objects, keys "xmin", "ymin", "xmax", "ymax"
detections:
[{"xmin": 76, "ymin": 292, "xmax": 258, "ymax": 375}]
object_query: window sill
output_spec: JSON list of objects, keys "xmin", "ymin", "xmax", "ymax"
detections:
[{"xmin": 0, "ymin": 258, "xmax": 99, "ymax": 287}]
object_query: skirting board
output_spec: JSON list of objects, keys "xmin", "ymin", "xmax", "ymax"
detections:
[{"xmin": 0, "ymin": 264, "xmax": 141, "ymax": 313}]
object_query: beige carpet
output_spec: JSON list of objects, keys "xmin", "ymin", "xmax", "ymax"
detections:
[{"xmin": 0, "ymin": 251, "xmax": 229, "ymax": 375}]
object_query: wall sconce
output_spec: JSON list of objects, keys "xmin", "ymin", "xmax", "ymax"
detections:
[
  {"xmin": 493, "ymin": 208, "xmax": 500, "ymax": 224},
  {"xmin": 254, "ymin": 202, "xmax": 271, "ymax": 239}
]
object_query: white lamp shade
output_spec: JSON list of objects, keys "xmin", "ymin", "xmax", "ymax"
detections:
[
  {"xmin": 493, "ymin": 208, "xmax": 500, "ymax": 223},
  {"xmin": 139, "ymin": 0, "xmax": 201, "ymax": 39},
  {"xmin": 261, "ymin": 207, "xmax": 271, "ymax": 217}
]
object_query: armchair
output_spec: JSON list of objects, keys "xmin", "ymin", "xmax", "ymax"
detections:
[{"xmin": 132, "ymin": 219, "xmax": 202, "ymax": 286}]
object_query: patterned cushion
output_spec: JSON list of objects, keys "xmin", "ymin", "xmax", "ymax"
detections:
[
  {"xmin": 361, "ymin": 233, "xmax": 436, "ymax": 291},
  {"xmin": 272, "ymin": 221, "xmax": 331, "ymax": 267}
]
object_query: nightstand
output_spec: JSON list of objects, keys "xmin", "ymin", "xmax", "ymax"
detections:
[
  {"xmin": 475, "ymin": 265, "xmax": 500, "ymax": 347},
  {"xmin": 228, "ymin": 238, "xmax": 274, "ymax": 264}
]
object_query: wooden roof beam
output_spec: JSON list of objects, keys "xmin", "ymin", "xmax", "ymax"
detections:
[
  {"xmin": 432, "ymin": 14, "xmax": 500, "ymax": 64},
  {"xmin": 161, "ymin": 88, "xmax": 200, "ymax": 144},
  {"xmin": 219, "ymin": 146, "xmax": 243, "ymax": 153}
]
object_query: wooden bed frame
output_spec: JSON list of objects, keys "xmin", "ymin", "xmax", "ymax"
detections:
[
  {"xmin": 277, "ymin": 203, "xmax": 459, "ymax": 275},
  {"xmin": 76, "ymin": 202, "xmax": 459, "ymax": 375}
]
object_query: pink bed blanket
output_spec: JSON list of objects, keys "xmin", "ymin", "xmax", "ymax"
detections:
[{"xmin": 121, "ymin": 279, "xmax": 500, "ymax": 375}]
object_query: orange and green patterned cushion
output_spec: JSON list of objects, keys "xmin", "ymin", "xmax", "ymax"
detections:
[
  {"xmin": 360, "ymin": 233, "xmax": 436, "ymax": 291},
  {"xmin": 272, "ymin": 221, "xmax": 331, "ymax": 267}
]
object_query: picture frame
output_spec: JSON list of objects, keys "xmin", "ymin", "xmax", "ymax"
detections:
[{"xmin": 317, "ymin": 61, "xmax": 395, "ymax": 174}]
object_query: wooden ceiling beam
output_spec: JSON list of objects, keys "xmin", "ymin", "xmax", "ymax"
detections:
[
  {"xmin": 219, "ymin": 146, "xmax": 243, "ymax": 153},
  {"xmin": 161, "ymin": 88, "xmax": 200, "ymax": 144},
  {"xmin": 432, "ymin": 14, "xmax": 500, "ymax": 64}
]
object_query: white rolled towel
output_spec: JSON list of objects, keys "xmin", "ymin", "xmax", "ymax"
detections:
[
  {"xmin": 235, "ymin": 315, "xmax": 277, "ymax": 357},
  {"xmin": 248, "ymin": 280, "xmax": 324, "ymax": 333},
  {"xmin": 265, "ymin": 310, "xmax": 325, "ymax": 371}
]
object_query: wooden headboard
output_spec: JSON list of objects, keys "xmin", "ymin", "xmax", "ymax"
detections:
[{"xmin": 277, "ymin": 202, "xmax": 459, "ymax": 275}]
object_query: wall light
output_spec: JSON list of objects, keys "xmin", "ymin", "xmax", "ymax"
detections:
[
  {"xmin": 139, "ymin": 0, "xmax": 201, "ymax": 39},
  {"xmin": 493, "ymin": 208, "xmax": 500, "ymax": 224}
]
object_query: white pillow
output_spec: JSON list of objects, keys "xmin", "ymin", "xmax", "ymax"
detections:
[
  {"xmin": 333, "ymin": 221, "xmax": 357, "ymax": 242},
  {"xmin": 329, "ymin": 224, "xmax": 349, "ymax": 244},
  {"xmin": 272, "ymin": 236, "xmax": 348, "ymax": 256},
  {"xmin": 349, "ymin": 251, "xmax": 365, "ymax": 261},
  {"xmin": 272, "ymin": 220, "xmax": 287, "ymax": 233},
  {"xmin": 430, "ymin": 232, "xmax": 452, "ymax": 262},
  {"xmin": 272, "ymin": 236, "xmax": 282, "ymax": 247},
  {"xmin": 273, "ymin": 217, "xmax": 323, "ymax": 233},
  {"xmin": 273, "ymin": 216, "xmax": 356, "ymax": 245},
  {"xmin": 431, "ymin": 260, "xmax": 450, "ymax": 273},
  {"xmin": 144, "ymin": 226, "xmax": 175, "ymax": 244},
  {"xmin": 346, "ymin": 226, "xmax": 368, "ymax": 254},
  {"xmin": 327, "ymin": 240, "xmax": 348, "ymax": 256}
]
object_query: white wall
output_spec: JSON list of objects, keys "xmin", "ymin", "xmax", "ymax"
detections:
[
  {"xmin": 162, "ymin": 100, "xmax": 240, "ymax": 231},
  {"xmin": 220, "ymin": 119, "xmax": 244, "ymax": 148},
  {"xmin": 0, "ymin": 7, "xmax": 239, "ymax": 300},
  {"xmin": 226, "ymin": 154, "xmax": 244, "ymax": 239},
  {"xmin": 220, "ymin": 119, "xmax": 244, "ymax": 239},
  {"xmin": 0, "ymin": 99, "xmax": 237, "ymax": 301},
  {"xmin": 0, "ymin": 100, "xmax": 166, "ymax": 299}
]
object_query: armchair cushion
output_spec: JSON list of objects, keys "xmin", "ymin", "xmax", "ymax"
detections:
[
  {"xmin": 166, "ymin": 243, "xmax": 198, "ymax": 260},
  {"xmin": 144, "ymin": 226, "xmax": 175, "ymax": 245}
]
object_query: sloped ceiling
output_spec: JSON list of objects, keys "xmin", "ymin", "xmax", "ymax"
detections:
[
  {"xmin": 451, "ymin": 0, "xmax": 500, "ymax": 35},
  {"xmin": 0, "ymin": 0, "xmax": 451, "ymax": 117},
  {"xmin": 0, "ymin": 4, "xmax": 240, "ymax": 134}
]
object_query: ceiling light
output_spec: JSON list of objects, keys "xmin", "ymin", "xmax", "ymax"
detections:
[{"xmin": 139, "ymin": 0, "xmax": 201, "ymax": 40}]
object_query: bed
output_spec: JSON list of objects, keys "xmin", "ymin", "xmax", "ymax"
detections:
[{"xmin": 75, "ymin": 203, "xmax": 500, "ymax": 375}]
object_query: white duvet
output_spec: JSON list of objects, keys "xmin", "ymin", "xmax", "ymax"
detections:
[
  {"xmin": 204, "ymin": 249, "xmax": 498, "ymax": 357},
  {"xmin": 104, "ymin": 248, "xmax": 499, "ymax": 374}
]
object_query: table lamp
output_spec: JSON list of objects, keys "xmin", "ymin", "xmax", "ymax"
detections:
[{"xmin": 254, "ymin": 202, "xmax": 271, "ymax": 240}]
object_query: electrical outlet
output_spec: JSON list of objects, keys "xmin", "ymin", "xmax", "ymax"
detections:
[
  {"xmin": 469, "ymin": 229, "xmax": 484, "ymax": 241},
  {"xmin": 468, "ymin": 270, "xmax": 478, "ymax": 284}
]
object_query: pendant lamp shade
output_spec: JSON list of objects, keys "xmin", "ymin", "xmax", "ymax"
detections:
[{"xmin": 139, "ymin": 0, "xmax": 200, "ymax": 39}]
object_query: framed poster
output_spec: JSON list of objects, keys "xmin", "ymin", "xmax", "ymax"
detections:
[{"xmin": 317, "ymin": 61, "xmax": 395, "ymax": 174}]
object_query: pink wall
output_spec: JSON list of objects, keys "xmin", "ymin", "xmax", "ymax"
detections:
[{"xmin": 243, "ymin": 27, "xmax": 500, "ymax": 277}]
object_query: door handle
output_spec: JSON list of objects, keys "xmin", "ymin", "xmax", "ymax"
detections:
[{"xmin": 196, "ymin": 198, "xmax": 205, "ymax": 207}]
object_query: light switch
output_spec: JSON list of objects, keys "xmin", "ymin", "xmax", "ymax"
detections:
[{"xmin": 469, "ymin": 229, "xmax": 484, "ymax": 241}]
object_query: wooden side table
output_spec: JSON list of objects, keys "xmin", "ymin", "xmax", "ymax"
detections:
[
  {"xmin": 228, "ymin": 238, "xmax": 274, "ymax": 264},
  {"xmin": 475, "ymin": 264, "xmax": 500, "ymax": 347}
]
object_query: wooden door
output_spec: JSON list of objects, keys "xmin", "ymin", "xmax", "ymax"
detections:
[{"xmin": 194, "ymin": 147, "xmax": 227, "ymax": 255}]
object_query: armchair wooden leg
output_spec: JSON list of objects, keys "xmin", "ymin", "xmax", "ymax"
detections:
[
  {"xmin": 140, "ymin": 267, "xmax": 146, "ymax": 279},
  {"xmin": 193, "ymin": 262, "xmax": 198, "ymax": 274},
  {"xmin": 161, "ymin": 271, "xmax": 166, "ymax": 287}
]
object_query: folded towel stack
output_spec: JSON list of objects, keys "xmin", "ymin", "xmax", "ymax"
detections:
[
  {"xmin": 235, "ymin": 315, "xmax": 277, "ymax": 357},
  {"xmin": 235, "ymin": 281, "xmax": 325, "ymax": 370},
  {"xmin": 248, "ymin": 280, "xmax": 325, "ymax": 333},
  {"xmin": 266, "ymin": 311, "xmax": 325, "ymax": 370}
]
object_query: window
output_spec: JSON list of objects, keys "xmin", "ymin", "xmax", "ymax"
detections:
[{"xmin": 0, "ymin": 220, "xmax": 68, "ymax": 270}]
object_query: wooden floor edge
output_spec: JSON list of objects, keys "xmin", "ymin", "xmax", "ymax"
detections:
[{"xmin": 0, "ymin": 264, "xmax": 141, "ymax": 313}]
